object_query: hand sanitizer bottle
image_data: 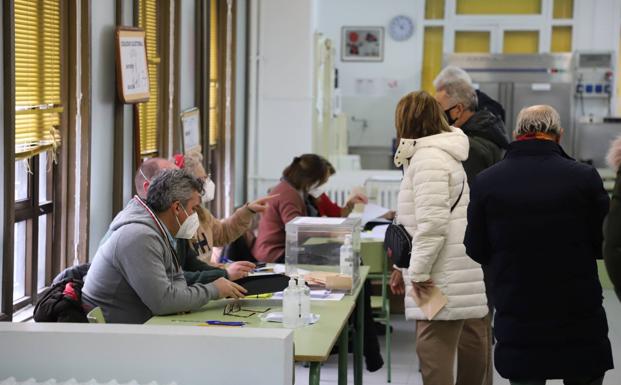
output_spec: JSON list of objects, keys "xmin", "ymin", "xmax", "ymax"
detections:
[
  {"xmin": 297, "ymin": 276, "xmax": 311, "ymax": 326},
  {"xmin": 340, "ymin": 234, "xmax": 353, "ymax": 276},
  {"xmin": 283, "ymin": 278, "xmax": 300, "ymax": 328}
]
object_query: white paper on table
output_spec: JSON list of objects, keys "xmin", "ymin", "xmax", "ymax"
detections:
[
  {"xmin": 259, "ymin": 311, "xmax": 320, "ymax": 324},
  {"xmin": 361, "ymin": 224, "xmax": 389, "ymax": 239},
  {"xmin": 272, "ymin": 290, "xmax": 345, "ymax": 301},
  {"xmin": 361, "ymin": 203, "xmax": 390, "ymax": 225},
  {"xmin": 292, "ymin": 217, "xmax": 345, "ymax": 225}
]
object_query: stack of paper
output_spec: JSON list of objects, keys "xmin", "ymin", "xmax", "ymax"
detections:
[
  {"xmin": 305, "ymin": 271, "xmax": 352, "ymax": 291},
  {"xmin": 360, "ymin": 203, "xmax": 391, "ymax": 226}
]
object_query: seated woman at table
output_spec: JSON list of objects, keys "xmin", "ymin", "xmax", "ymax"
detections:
[
  {"xmin": 252, "ymin": 154, "xmax": 330, "ymax": 263},
  {"xmin": 252, "ymin": 153, "xmax": 385, "ymax": 372}
]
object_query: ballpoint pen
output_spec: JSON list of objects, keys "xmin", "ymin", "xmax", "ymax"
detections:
[{"xmin": 205, "ymin": 320, "xmax": 246, "ymax": 326}]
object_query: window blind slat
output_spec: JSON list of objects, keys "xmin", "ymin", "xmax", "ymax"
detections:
[
  {"xmin": 209, "ymin": 0, "xmax": 219, "ymax": 146},
  {"xmin": 14, "ymin": 0, "xmax": 62, "ymax": 150},
  {"xmin": 137, "ymin": 0, "xmax": 160, "ymax": 156}
]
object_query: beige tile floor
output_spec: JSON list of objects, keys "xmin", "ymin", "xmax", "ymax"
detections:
[{"xmin": 295, "ymin": 290, "xmax": 621, "ymax": 385}]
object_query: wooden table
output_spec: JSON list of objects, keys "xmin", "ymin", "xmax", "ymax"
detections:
[{"xmin": 146, "ymin": 266, "xmax": 369, "ymax": 385}]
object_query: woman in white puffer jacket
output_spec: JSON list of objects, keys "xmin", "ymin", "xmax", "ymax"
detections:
[{"xmin": 393, "ymin": 91, "xmax": 489, "ymax": 385}]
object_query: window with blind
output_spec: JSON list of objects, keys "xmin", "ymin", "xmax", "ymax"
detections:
[
  {"xmin": 15, "ymin": 0, "xmax": 62, "ymax": 158},
  {"xmin": 209, "ymin": 0, "xmax": 219, "ymax": 147},
  {"xmin": 9, "ymin": 0, "xmax": 62, "ymax": 317},
  {"xmin": 137, "ymin": 0, "xmax": 161, "ymax": 157}
]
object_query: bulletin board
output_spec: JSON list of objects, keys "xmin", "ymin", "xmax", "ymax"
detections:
[
  {"xmin": 181, "ymin": 108, "xmax": 201, "ymax": 153},
  {"xmin": 115, "ymin": 27, "xmax": 150, "ymax": 103}
]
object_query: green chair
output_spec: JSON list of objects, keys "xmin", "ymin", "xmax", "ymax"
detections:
[
  {"xmin": 86, "ymin": 306, "xmax": 106, "ymax": 323},
  {"xmin": 361, "ymin": 240, "xmax": 392, "ymax": 382}
]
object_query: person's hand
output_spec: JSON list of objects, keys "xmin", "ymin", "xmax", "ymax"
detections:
[
  {"xmin": 213, "ymin": 277, "xmax": 247, "ymax": 299},
  {"xmin": 389, "ymin": 269, "xmax": 405, "ymax": 295},
  {"xmin": 411, "ymin": 279, "xmax": 434, "ymax": 298},
  {"xmin": 346, "ymin": 192, "xmax": 369, "ymax": 208},
  {"xmin": 246, "ymin": 194, "xmax": 279, "ymax": 214},
  {"xmin": 226, "ymin": 261, "xmax": 256, "ymax": 281},
  {"xmin": 382, "ymin": 210, "xmax": 396, "ymax": 220}
]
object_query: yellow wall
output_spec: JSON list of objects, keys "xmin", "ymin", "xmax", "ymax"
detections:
[
  {"xmin": 455, "ymin": 31, "xmax": 490, "ymax": 53},
  {"xmin": 422, "ymin": 27, "xmax": 443, "ymax": 94},
  {"xmin": 503, "ymin": 31, "xmax": 539, "ymax": 53},
  {"xmin": 456, "ymin": 0, "xmax": 541, "ymax": 15},
  {"xmin": 425, "ymin": 0, "xmax": 444, "ymax": 19},
  {"xmin": 551, "ymin": 26, "xmax": 572, "ymax": 52},
  {"xmin": 553, "ymin": 0, "xmax": 573, "ymax": 18}
]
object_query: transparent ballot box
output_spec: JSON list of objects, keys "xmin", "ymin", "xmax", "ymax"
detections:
[{"xmin": 285, "ymin": 216, "xmax": 361, "ymax": 291}]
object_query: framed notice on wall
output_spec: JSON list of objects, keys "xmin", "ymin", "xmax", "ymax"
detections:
[
  {"xmin": 115, "ymin": 27, "xmax": 150, "ymax": 103},
  {"xmin": 181, "ymin": 108, "xmax": 201, "ymax": 153}
]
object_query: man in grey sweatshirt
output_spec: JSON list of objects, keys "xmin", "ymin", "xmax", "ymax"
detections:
[{"xmin": 83, "ymin": 169, "xmax": 246, "ymax": 323}]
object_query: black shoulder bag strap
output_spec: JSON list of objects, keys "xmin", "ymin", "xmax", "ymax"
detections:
[{"xmin": 450, "ymin": 180, "xmax": 465, "ymax": 213}]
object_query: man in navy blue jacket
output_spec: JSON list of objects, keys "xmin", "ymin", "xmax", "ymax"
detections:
[{"xmin": 464, "ymin": 105, "xmax": 613, "ymax": 385}]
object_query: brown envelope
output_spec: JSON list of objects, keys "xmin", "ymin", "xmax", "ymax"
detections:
[{"xmin": 410, "ymin": 285, "xmax": 448, "ymax": 320}]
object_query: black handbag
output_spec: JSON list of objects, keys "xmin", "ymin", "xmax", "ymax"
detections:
[{"xmin": 384, "ymin": 181, "xmax": 464, "ymax": 268}]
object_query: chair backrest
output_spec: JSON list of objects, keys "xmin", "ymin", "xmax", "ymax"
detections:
[
  {"xmin": 86, "ymin": 307, "xmax": 105, "ymax": 323},
  {"xmin": 361, "ymin": 240, "xmax": 386, "ymax": 275}
]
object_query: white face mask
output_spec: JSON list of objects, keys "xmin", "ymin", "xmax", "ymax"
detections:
[
  {"xmin": 175, "ymin": 204, "xmax": 200, "ymax": 239},
  {"xmin": 393, "ymin": 138, "xmax": 417, "ymax": 168},
  {"xmin": 202, "ymin": 178, "xmax": 216, "ymax": 203},
  {"xmin": 308, "ymin": 184, "xmax": 325, "ymax": 199}
]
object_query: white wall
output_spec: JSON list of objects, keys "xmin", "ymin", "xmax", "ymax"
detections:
[
  {"xmin": 88, "ymin": 1, "xmax": 116, "ymax": 257},
  {"xmin": 0, "ymin": 323, "xmax": 294, "ymax": 385},
  {"xmin": 235, "ymin": 0, "xmax": 248, "ymax": 207},
  {"xmin": 248, "ymin": 0, "xmax": 316, "ymax": 199},
  {"xmin": 573, "ymin": 0, "xmax": 621, "ymax": 52},
  {"xmin": 121, "ymin": 0, "xmax": 135, "ymax": 205},
  {"xmin": 180, "ymin": 0, "xmax": 196, "ymax": 112},
  {"xmin": 0, "ymin": 6, "xmax": 4, "ymax": 305},
  {"xmin": 573, "ymin": 0, "xmax": 621, "ymax": 114},
  {"xmin": 316, "ymin": 0, "xmax": 418, "ymax": 148}
]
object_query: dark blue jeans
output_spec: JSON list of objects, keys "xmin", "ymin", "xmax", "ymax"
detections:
[{"xmin": 509, "ymin": 375, "xmax": 604, "ymax": 385}]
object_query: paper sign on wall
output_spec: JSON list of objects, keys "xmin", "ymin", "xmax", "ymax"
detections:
[{"xmin": 115, "ymin": 28, "xmax": 150, "ymax": 104}]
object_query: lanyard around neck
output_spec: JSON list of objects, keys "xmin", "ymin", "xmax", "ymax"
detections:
[{"xmin": 133, "ymin": 195, "xmax": 181, "ymax": 271}]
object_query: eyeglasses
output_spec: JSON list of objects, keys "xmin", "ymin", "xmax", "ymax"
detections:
[{"xmin": 223, "ymin": 302, "xmax": 271, "ymax": 318}]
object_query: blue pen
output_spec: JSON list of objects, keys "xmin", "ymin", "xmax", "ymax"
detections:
[{"xmin": 206, "ymin": 320, "xmax": 245, "ymax": 326}]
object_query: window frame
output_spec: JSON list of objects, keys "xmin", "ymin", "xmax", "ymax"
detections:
[
  {"xmin": 1, "ymin": 0, "xmax": 90, "ymax": 321},
  {"xmin": 12, "ymin": 154, "xmax": 55, "ymax": 313}
]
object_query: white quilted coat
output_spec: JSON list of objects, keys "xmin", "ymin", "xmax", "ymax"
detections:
[{"xmin": 396, "ymin": 127, "xmax": 488, "ymax": 321}]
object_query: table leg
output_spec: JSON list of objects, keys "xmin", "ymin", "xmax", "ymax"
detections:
[
  {"xmin": 309, "ymin": 362, "xmax": 321, "ymax": 385},
  {"xmin": 338, "ymin": 322, "xmax": 348, "ymax": 385},
  {"xmin": 354, "ymin": 282, "xmax": 365, "ymax": 385}
]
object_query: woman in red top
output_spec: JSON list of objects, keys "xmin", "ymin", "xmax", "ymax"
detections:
[{"xmin": 252, "ymin": 154, "xmax": 331, "ymax": 263}]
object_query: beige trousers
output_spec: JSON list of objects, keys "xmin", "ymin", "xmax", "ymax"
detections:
[{"xmin": 416, "ymin": 315, "xmax": 492, "ymax": 385}]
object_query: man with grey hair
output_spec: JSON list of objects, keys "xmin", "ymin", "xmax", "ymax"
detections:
[
  {"xmin": 434, "ymin": 65, "xmax": 506, "ymax": 122},
  {"xmin": 465, "ymin": 105, "xmax": 613, "ymax": 385},
  {"xmin": 435, "ymin": 78, "xmax": 509, "ymax": 184},
  {"xmin": 83, "ymin": 169, "xmax": 246, "ymax": 323}
]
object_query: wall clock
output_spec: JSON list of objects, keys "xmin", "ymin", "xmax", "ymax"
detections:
[{"xmin": 388, "ymin": 15, "xmax": 414, "ymax": 42}]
